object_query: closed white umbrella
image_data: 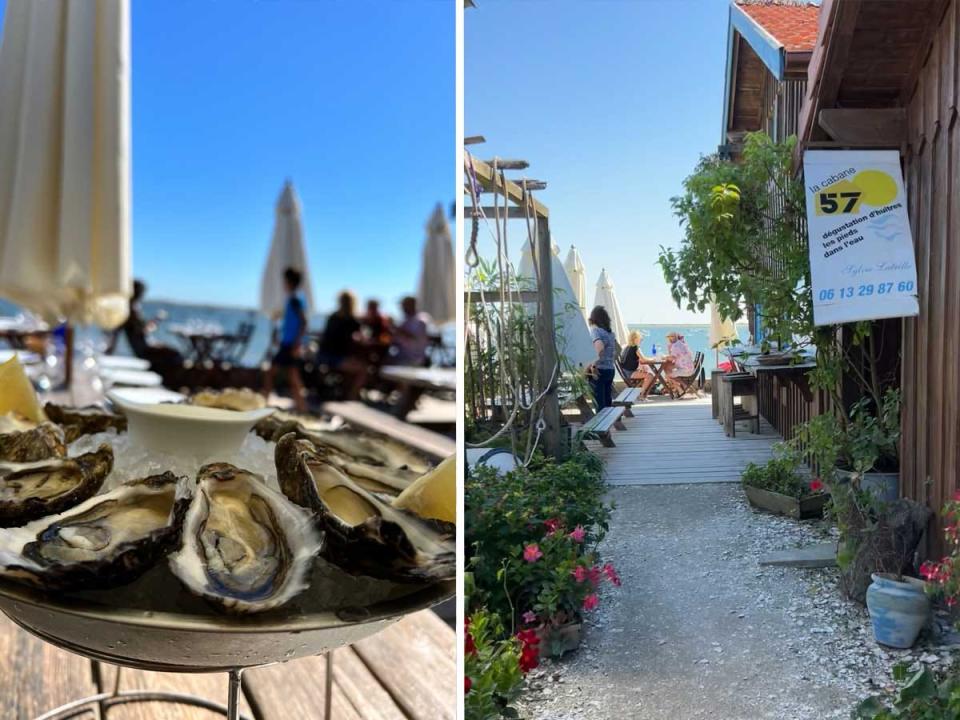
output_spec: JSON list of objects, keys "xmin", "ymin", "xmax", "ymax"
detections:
[
  {"xmin": 593, "ymin": 269, "xmax": 629, "ymax": 348},
  {"xmin": 417, "ymin": 203, "xmax": 454, "ymax": 324},
  {"xmin": 260, "ymin": 180, "xmax": 314, "ymax": 318},
  {"xmin": 0, "ymin": 0, "xmax": 131, "ymax": 329},
  {"xmin": 562, "ymin": 245, "xmax": 587, "ymax": 318},
  {"xmin": 518, "ymin": 241, "xmax": 595, "ymax": 369},
  {"xmin": 709, "ymin": 302, "xmax": 739, "ymax": 350}
]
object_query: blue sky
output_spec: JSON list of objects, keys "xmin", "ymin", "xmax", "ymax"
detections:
[
  {"xmin": 466, "ymin": 0, "xmax": 731, "ymax": 323},
  {"xmin": 0, "ymin": 0, "xmax": 454, "ymax": 311}
]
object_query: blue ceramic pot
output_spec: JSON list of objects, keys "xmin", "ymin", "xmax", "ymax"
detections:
[{"xmin": 866, "ymin": 573, "xmax": 930, "ymax": 648}]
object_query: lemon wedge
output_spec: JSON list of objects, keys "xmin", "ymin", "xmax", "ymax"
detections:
[
  {"xmin": 392, "ymin": 454, "xmax": 456, "ymax": 523},
  {"xmin": 0, "ymin": 354, "xmax": 45, "ymax": 423}
]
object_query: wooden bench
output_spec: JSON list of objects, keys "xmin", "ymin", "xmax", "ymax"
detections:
[
  {"xmin": 579, "ymin": 405, "xmax": 627, "ymax": 447},
  {"xmin": 613, "ymin": 387, "xmax": 642, "ymax": 417},
  {"xmin": 0, "ymin": 609, "xmax": 454, "ymax": 719}
]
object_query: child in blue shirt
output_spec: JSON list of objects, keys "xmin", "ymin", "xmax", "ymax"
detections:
[{"xmin": 262, "ymin": 267, "xmax": 307, "ymax": 412}]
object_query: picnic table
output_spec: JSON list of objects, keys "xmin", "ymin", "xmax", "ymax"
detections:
[
  {"xmin": 638, "ymin": 358, "xmax": 674, "ymax": 398},
  {"xmin": 0, "ymin": 609, "xmax": 454, "ymax": 719},
  {"xmin": 379, "ymin": 366, "xmax": 456, "ymax": 418}
]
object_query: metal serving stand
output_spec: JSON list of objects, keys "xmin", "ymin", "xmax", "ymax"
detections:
[{"xmin": 0, "ymin": 577, "xmax": 453, "ymax": 719}]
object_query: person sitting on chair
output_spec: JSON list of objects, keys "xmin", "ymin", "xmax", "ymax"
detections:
[
  {"xmin": 361, "ymin": 299, "xmax": 391, "ymax": 341},
  {"xmin": 621, "ymin": 329, "xmax": 657, "ymax": 400},
  {"xmin": 106, "ymin": 279, "xmax": 182, "ymax": 372},
  {"xmin": 390, "ymin": 296, "xmax": 431, "ymax": 366},
  {"xmin": 262, "ymin": 268, "xmax": 308, "ymax": 412},
  {"xmin": 318, "ymin": 290, "xmax": 368, "ymax": 400},
  {"xmin": 662, "ymin": 331, "xmax": 694, "ymax": 395}
]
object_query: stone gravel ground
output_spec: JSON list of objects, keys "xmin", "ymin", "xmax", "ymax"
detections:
[{"xmin": 517, "ymin": 484, "xmax": 959, "ymax": 720}]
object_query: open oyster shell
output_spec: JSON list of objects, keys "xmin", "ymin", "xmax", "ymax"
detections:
[
  {"xmin": 0, "ymin": 472, "xmax": 191, "ymax": 590},
  {"xmin": 0, "ymin": 422, "xmax": 66, "ymax": 462},
  {"xmin": 274, "ymin": 433, "xmax": 454, "ymax": 583},
  {"xmin": 169, "ymin": 462, "xmax": 323, "ymax": 614},
  {"xmin": 190, "ymin": 388, "xmax": 266, "ymax": 412},
  {"xmin": 0, "ymin": 445, "xmax": 113, "ymax": 527},
  {"xmin": 44, "ymin": 403, "xmax": 127, "ymax": 443}
]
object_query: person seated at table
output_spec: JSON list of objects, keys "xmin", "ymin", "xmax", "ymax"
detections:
[
  {"xmin": 361, "ymin": 299, "xmax": 391, "ymax": 341},
  {"xmin": 389, "ymin": 296, "xmax": 431, "ymax": 367},
  {"xmin": 318, "ymin": 290, "xmax": 368, "ymax": 399},
  {"xmin": 586, "ymin": 305, "xmax": 616, "ymax": 410},
  {"xmin": 106, "ymin": 279, "xmax": 182, "ymax": 370},
  {"xmin": 262, "ymin": 268, "xmax": 308, "ymax": 412},
  {"xmin": 620, "ymin": 329, "xmax": 657, "ymax": 400},
  {"xmin": 662, "ymin": 330, "xmax": 695, "ymax": 395}
]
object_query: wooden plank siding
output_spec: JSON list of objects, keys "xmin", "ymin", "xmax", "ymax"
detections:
[{"xmin": 900, "ymin": 0, "xmax": 960, "ymax": 555}]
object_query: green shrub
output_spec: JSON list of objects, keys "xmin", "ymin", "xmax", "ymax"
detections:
[
  {"xmin": 854, "ymin": 664, "xmax": 960, "ymax": 719},
  {"xmin": 464, "ymin": 607, "xmax": 526, "ymax": 720},
  {"xmin": 741, "ymin": 450, "xmax": 816, "ymax": 499}
]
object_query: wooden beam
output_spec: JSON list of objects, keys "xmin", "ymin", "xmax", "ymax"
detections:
[
  {"xmin": 464, "ymin": 290, "xmax": 539, "ymax": 304},
  {"xmin": 466, "ymin": 155, "xmax": 549, "ymax": 218},
  {"xmin": 535, "ymin": 215, "xmax": 562, "ymax": 458},
  {"xmin": 818, "ymin": 108, "xmax": 906, "ymax": 147},
  {"xmin": 467, "ymin": 205, "xmax": 539, "ymax": 219},
  {"xmin": 482, "ymin": 158, "xmax": 529, "ymax": 170},
  {"xmin": 464, "ymin": 135, "xmax": 485, "ymax": 145}
]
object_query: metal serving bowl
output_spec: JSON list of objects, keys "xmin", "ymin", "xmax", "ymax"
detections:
[{"xmin": 0, "ymin": 576, "xmax": 454, "ymax": 673}]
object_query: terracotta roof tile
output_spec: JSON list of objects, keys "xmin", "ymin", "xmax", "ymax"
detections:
[{"xmin": 736, "ymin": 1, "xmax": 821, "ymax": 53}]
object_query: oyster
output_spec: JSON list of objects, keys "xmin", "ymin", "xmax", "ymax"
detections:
[
  {"xmin": 0, "ymin": 412, "xmax": 36, "ymax": 435},
  {"xmin": 169, "ymin": 462, "xmax": 322, "ymax": 614},
  {"xmin": 275, "ymin": 433, "xmax": 454, "ymax": 583},
  {"xmin": 0, "ymin": 445, "xmax": 113, "ymax": 527},
  {"xmin": 44, "ymin": 403, "xmax": 126, "ymax": 443},
  {"xmin": 191, "ymin": 388, "xmax": 266, "ymax": 412},
  {"xmin": 0, "ymin": 472, "xmax": 190, "ymax": 590},
  {"xmin": 0, "ymin": 422, "xmax": 66, "ymax": 462}
]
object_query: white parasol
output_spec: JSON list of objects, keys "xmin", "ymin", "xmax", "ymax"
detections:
[
  {"xmin": 260, "ymin": 180, "xmax": 314, "ymax": 318},
  {"xmin": 593, "ymin": 269, "xmax": 629, "ymax": 348},
  {"xmin": 709, "ymin": 301, "xmax": 740, "ymax": 364},
  {"xmin": 417, "ymin": 203, "xmax": 455, "ymax": 324},
  {"xmin": 562, "ymin": 245, "xmax": 588, "ymax": 319},
  {"xmin": 0, "ymin": 0, "xmax": 132, "ymax": 329}
]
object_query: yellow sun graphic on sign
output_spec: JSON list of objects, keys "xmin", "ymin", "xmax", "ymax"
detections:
[
  {"xmin": 814, "ymin": 170, "xmax": 898, "ymax": 216},
  {"xmin": 852, "ymin": 170, "xmax": 897, "ymax": 206}
]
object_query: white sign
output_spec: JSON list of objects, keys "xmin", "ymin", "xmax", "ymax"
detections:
[{"xmin": 803, "ymin": 150, "xmax": 919, "ymax": 326}]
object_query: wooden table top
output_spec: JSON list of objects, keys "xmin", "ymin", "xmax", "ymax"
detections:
[{"xmin": 0, "ymin": 608, "xmax": 454, "ymax": 719}]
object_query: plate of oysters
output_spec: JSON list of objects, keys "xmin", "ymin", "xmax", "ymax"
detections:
[{"xmin": 0, "ymin": 374, "xmax": 455, "ymax": 672}]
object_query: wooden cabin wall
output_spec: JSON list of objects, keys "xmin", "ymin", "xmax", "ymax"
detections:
[{"xmin": 899, "ymin": 0, "xmax": 959, "ymax": 556}]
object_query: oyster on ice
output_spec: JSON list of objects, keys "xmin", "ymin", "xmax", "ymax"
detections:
[
  {"xmin": 0, "ymin": 422, "xmax": 66, "ymax": 462},
  {"xmin": 169, "ymin": 462, "xmax": 322, "ymax": 614},
  {"xmin": 274, "ymin": 434, "xmax": 455, "ymax": 583},
  {"xmin": 44, "ymin": 404, "xmax": 127, "ymax": 443},
  {"xmin": 191, "ymin": 388, "xmax": 266, "ymax": 412},
  {"xmin": 0, "ymin": 472, "xmax": 190, "ymax": 590},
  {"xmin": 0, "ymin": 445, "xmax": 113, "ymax": 527}
]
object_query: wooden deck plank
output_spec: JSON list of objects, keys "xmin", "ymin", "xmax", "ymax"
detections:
[
  {"xmin": 101, "ymin": 664, "xmax": 254, "ymax": 720},
  {"xmin": 0, "ymin": 617, "xmax": 97, "ymax": 720},
  {"xmin": 585, "ymin": 400, "xmax": 779, "ymax": 486},
  {"xmin": 243, "ymin": 651, "xmax": 363, "ymax": 720},
  {"xmin": 352, "ymin": 611, "xmax": 456, "ymax": 720}
]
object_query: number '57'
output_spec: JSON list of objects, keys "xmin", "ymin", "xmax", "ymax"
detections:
[{"xmin": 819, "ymin": 191, "xmax": 861, "ymax": 214}]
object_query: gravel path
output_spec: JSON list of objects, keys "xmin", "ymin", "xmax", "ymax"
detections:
[{"xmin": 518, "ymin": 484, "xmax": 957, "ymax": 720}]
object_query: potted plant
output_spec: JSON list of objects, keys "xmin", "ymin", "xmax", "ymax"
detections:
[{"xmin": 740, "ymin": 448, "xmax": 827, "ymax": 519}]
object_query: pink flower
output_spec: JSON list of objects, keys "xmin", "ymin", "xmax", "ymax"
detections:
[
  {"xmin": 582, "ymin": 593, "xmax": 599, "ymax": 611},
  {"xmin": 810, "ymin": 478, "xmax": 824, "ymax": 493},
  {"xmin": 569, "ymin": 525, "xmax": 586, "ymax": 543},
  {"xmin": 544, "ymin": 518, "xmax": 563, "ymax": 535},
  {"xmin": 523, "ymin": 544, "xmax": 542, "ymax": 563},
  {"xmin": 587, "ymin": 565, "xmax": 602, "ymax": 587},
  {"xmin": 603, "ymin": 562, "xmax": 622, "ymax": 587},
  {"xmin": 920, "ymin": 561, "xmax": 937, "ymax": 581},
  {"xmin": 572, "ymin": 565, "xmax": 588, "ymax": 583},
  {"xmin": 522, "ymin": 610, "xmax": 538, "ymax": 625}
]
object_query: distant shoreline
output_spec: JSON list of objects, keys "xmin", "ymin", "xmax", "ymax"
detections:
[{"xmin": 626, "ymin": 322, "xmax": 749, "ymax": 327}]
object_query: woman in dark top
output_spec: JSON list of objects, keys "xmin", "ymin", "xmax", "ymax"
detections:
[
  {"xmin": 586, "ymin": 305, "xmax": 617, "ymax": 410},
  {"xmin": 319, "ymin": 290, "xmax": 367, "ymax": 399}
]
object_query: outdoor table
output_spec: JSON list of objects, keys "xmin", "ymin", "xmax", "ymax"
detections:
[
  {"xmin": 169, "ymin": 326, "xmax": 239, "ymax": 365},
  {"xmin": 380, "ymin": 366, "xmax": 456, "ymax": 418},
  {"xmin": 96, "ymin": 354, "xmax": 151, "ymax": 371},
  {"xmin": 100, "ymin": 367, "xmax": 164, "ymax": 388},
  {"xmin": 639, "ymin": 358, "xmax": 674, "ymax": 398}
]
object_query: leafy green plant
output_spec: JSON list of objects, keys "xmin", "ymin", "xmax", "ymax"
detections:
[
  {"xmin": 464, "ymin": 607, "xmax": 526, "ymax": 720},
  {"xmin": 740, "ymin": 449, "xmax": 818, "ymax": 499},
  {"xmin": 854, "ymin": 664, "xmax": 960, "ymax": 719}
]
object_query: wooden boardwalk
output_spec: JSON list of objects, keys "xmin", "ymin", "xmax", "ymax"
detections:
[
  {"xmin": 581, "ymin": 397, "xmax": 779, "ymax": 486},
  {"xmin": 0, "ymin": 610, "xmax": 454, "ymax": 720}
]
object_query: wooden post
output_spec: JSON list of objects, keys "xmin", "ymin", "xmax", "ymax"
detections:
[{"xmin": 535, "ymin": 215, "xmax": 562, "ymax": 458}]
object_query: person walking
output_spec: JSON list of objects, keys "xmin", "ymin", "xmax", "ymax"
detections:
[
  {"xmin": 262, "ymin": 267, "xmax": 308, "ymax": 412},
  {"xmin": 586, "ymin": 305, "xmax": 616, "ymax": 410}
]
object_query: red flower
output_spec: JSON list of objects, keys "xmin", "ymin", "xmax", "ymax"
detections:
[
  {"xmin": 603, "ymin": 562, "xmax": 622, "ymax": 587},
  {"xmin": 464, "ymin": 618, "xmax": 477, "ymax": 656},
  {"xmin": 920, "ymin": 561, "xmax": 937, "ymax": 581},
  {"xmin": 516, "ymin": 629, "xmax": 541, "ymax": 673},
  {"xmin": 582, "ymin": 593, "xmax": 600, "ymax": 611},
  {"xmin": 569, "ymin": 525, "xmax": 586, "ymax": 543},
  {"xmin": 810, "ymin": 478, "xmax": 824, "ymax": 493},
  {"xmin": 572, "ymin": 565, "xmax": 588, "ymax": 583},
  {"xmin": 544, "ymin": 517, "xmax": 563, "ymax": 534},
  {"xmin": 465, "ymin": 676, "xmax": 472, "ymax": 693}
]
